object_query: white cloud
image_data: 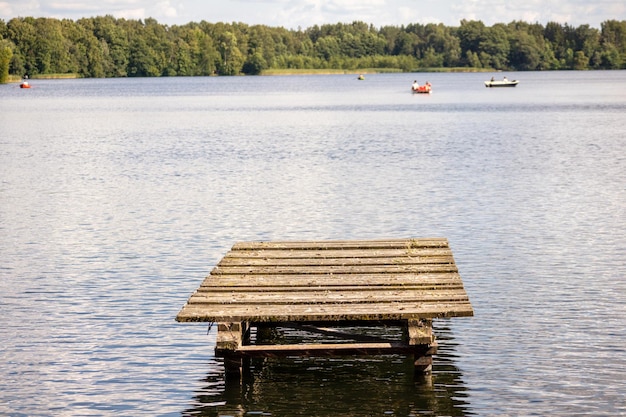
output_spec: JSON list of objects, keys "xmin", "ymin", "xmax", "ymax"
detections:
[
  {"xmin": 0, "ymin": 0, "xmax": 40, "ymax": 17},
  {"xmin": 0, "ymin": 0, "xmax": 622, "ymax": 27},
  {"xmin": 0, "ymin": 2, "xmax": 12, "ymax": 15},
  {"xmin": 115, "ymin": 7, "xmax": 145, "ymax": 20},
  {"xmin": 153, "ymin": 1, "xmax": 178, "ymax": 19}
]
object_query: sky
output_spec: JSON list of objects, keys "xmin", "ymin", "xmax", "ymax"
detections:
[{"xmin": 1, "ymin": 0, "xmax": 624, "ymax": 29}]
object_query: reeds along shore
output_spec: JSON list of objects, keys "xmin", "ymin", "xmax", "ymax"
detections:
[
  {"xmin": 4, "ymin": 68, "xmax": 497, "ymax": 82},
  {"xmin": 6, "ymin": 73, "xmax": 80, "ymax": 83}
]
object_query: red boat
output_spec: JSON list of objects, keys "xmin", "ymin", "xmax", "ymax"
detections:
[
  {"xmin": 20, "ymin": 81, "xmax": 31, "ymax": 88},
  {"xmin": 411, "ymin": 82, "xmax": 431, "ymax": 94}
]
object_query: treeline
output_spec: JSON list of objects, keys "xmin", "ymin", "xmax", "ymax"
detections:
[{"xmin": 1, "ymin": 16, "xmax": 626, "ymax": 81}]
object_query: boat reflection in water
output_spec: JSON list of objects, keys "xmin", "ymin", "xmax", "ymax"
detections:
[{"xmin": 185, "ymin": 323, "xmax": 469, "ymax": 417}]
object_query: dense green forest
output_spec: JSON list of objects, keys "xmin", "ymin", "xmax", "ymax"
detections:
[{"xmin": 1, "ymin": 16, "xmax": 626, "ymax": 82}]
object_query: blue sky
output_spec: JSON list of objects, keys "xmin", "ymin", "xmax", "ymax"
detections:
[{"xmin": 1, "ymin": 0, "xmax": 624, "ymax": 29}]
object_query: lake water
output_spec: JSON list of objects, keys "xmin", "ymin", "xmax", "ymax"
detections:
[{"xmin": 1, "ymin": 71, "xmax": 625, "ymax": 417}]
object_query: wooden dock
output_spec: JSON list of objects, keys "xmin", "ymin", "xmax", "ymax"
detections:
[{"xmin": 176, "ymin": 238, "xmax": 473, "ymax": 374}]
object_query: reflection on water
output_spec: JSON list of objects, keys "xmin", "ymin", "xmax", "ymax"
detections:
[{"xmin": 186, "ymin": 325, "xmax": 468, "ymax": 417}]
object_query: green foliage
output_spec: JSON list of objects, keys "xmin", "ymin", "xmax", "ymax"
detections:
[
  {"xmin": 0, "ymin": 40, "xmax": 13, "ymax": 83},
  {"xmin": 480, "ymin": 25, "xmax": 510, "ymax": 69},
  {"xmin": 1, "ymin": 16, "xmax": 625, "ymax": 78},
  {"xmin": 509, "ymin": 30, "xmax": 541, "ymax": 70},
  {"xmin": 217, "ymin": 31, "xmax": 244, "ymax": 75},
  {"xmin": 242, "ymin": 51, "xmax": 267, "ymax": 75}
]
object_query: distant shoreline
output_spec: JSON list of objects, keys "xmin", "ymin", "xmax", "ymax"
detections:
[
  {"xmin": 7, "ymin": 73, "xmax": 81, "ymax": 82},
  {"xmin": 260, "ymin": 67, "xmax": 493, "ymax": 75},
  {"xmin": 6, "ymin": 68, "xmax": 496, "ymax": 81}
]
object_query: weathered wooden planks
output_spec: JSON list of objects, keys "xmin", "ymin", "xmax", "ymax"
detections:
[
  {"xmin": 230, "ymin": 238, "xmax": 450, "ymax": 250},
  {"xmin": 197, "ymin": 272, "xmax": 463, "ymax": 288},
  {"xmin": 187, "ymin": 289, "xmax": 469, "ymax": 304},
  {"xmin": 176, "ymin": 238, "xmax": 473, "ymax": 323},
  {"xmin": 223, "ymin": 247, "xmax": 452, "ymax": 259}
]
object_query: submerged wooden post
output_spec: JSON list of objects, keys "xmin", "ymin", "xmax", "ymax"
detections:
[
  {"xmin": 216, "ymin": 322, "xmax": 245, "ymax": 352},
  {"xmin": 216, "ymin": 322, "xmax": 249, "ymax": 375},
  {"xmin": 407, "ymin": 319, "xmax": 434, "ymax": 345},
  {"xmin": 406, "ymin": 319, "xmax": 437, "ymax": 374}
]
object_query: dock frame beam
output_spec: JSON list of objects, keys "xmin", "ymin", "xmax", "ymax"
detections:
[{"xmin": 215, "ymin": 319, "xmax": 437, "ymax": 377}]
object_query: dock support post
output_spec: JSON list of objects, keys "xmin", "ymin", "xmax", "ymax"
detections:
[
  {"xmin": 216, "ymin": 322, "xmax": 250, "ymax": 376},
  {"xmin": 406, "ymin": 319, "xmax": 437, "ymax": 374}
]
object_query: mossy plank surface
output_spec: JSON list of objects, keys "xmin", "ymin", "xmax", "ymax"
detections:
[{"xmin": 176, "ymin": 238, "xmax": 473, "ymax": 323}]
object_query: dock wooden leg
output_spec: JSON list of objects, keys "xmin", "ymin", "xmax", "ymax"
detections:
[
  {"xmin": 223, "ymin": 355, "xmax": 243, "ymax": 376},
  {"xmin": 216, "ymin": 322, "xmax": 252, "ymax": 377},
  {"xmin": 406, "ymin": 319, "xmax": 437, "ymax": 374},
  {"xmin": 407, "ymin": 319, "xmax": 434, "ymax": 345},
  {"xmin": 413, "ymin": 354, "xmax": 433, "ymax": 374},
  {"xmin": 216, "ymin": 322, "xmax": 247, "ymax": 353},
  {"xmin": 415, "ymin": 339, "xmax": 438, "ymax": 375}
]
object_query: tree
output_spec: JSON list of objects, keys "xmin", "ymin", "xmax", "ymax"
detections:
[
  {"xmin": 479, "ymin": 24, "xmax": 510, "ymax": 69},
  {"xmin": 7, "ymin": 17, "xmax": 37, "ymax": 76},
  {"xmin": 392, "ymin": 31, "xmax": 419, "ymax": 56},
  {"xmin": 421, "ymin": 47, "xmax": 443, "ymax": 68},
  {"xmin": 600, "ymin": 20, "xmax": 626, "ymax": 68},
  {"xmin": 575, "ymin": 25, "xmax": 600, "ymax": 59},
  {"xmin": 423, "ymin": 23, "xmax": 461, "ymax": 67},
  {"xmin": 88, "ymin": 15, "xmax": 130, "ymax": 77},
  {"xmin": 22, "ymin": 18, "xmax": 72, "ymax": 75},
  {"xmin": 173, "ymin": 24, "xmax": 219, "ymax": 75},
  {"xmin": 315, "ymin": 35, "xmax": 340, "ymax": 60},
  {"xmin": 538, "ymin": 42, "xmax": 560, "ymax": 70},
  {"xmin": 379, "ymin": 25, "xmax": 402, "ymax": 55},
  {"xmin": 246, "ymin": 25, "xmax": 276, "ymax": 66},
  {"xmin": 128, "ymin": 36, "xmax": 160, "ymax": 76},
  {"xmin": 0, "ymin": 40, "xmax": 13, "ymax": 83},
  {"xmin": 599, "ymin": 42, "xmax": 622, "ymax": 68},
  {"xmin": 573, "ymin": 50, "xmax": 589, "ymax": 69},
  {"xmin": 465, "ymin": 50, "xmax": 482, "ymax": 68},
  {"xmin": 458, "ymin": 20, "xmax": 486, "ymax": 55},
  {"xmin": 242, "ymin": 50, "xmax": 267, "ymax": 74},
  {"xmin": 197, "ymin": 33, "xmax": 220, "ymax": 75},
  {"xmin": 217, "ymin": 31, "xmax": 244, "ymax": 75},
  {"xmin": 509, "ymin": 31, "xmax": 541, "ymax": 70},
  {"xmin": 2, "ymin": 16, "xmax": 626, "ymax": 77},
  {"xmin": 171, "ymin": 38, "xmax": 193, "ymax": 75}
]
